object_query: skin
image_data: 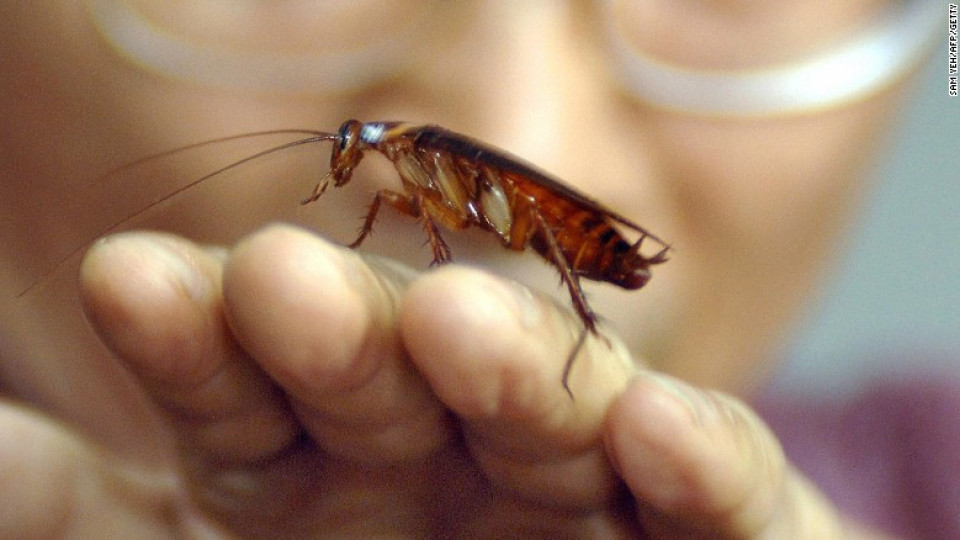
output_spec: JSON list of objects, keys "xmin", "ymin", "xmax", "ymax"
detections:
[{"xmin": 0, "ymin": 1, "xmax": 907, "ymax": 537}]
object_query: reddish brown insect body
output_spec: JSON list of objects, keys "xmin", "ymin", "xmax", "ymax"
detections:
[{"xmin": 305, "ymin": 120, "xmax": 669, "ymax": 395}]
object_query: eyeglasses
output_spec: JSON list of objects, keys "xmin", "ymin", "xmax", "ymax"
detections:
[{"xmin": 86, "ymin": 0, "xmax": 940, "ymax": 116}]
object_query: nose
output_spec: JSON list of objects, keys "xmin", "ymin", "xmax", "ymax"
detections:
[
  {"xmin": 462, "ymin": 2, "xmax": 570, "ymax": 166},
  {"xmin": 408, "ymin": 3, "xmax": 606, "ymax": 178}
]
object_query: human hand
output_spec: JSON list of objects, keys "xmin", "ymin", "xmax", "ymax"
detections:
[{"xmin": 0, "ymin": 224, "xmax": 868, "ymax": 537}]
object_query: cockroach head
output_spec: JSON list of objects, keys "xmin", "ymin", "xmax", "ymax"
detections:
[{"xmin": 329, "ymin": 119, "xmax": 366, "ymax": 186}]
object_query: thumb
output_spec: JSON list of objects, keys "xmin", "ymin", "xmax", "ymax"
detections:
[{"xmin": 605, "ymin": 373, "xmax": 849, "ymax": 538}]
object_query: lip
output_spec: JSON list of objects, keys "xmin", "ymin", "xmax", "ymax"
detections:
[{"xmin": 83, "ymin": 0, "xmax": 430, "ymax": 93}]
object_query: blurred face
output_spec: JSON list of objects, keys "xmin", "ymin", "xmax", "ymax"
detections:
[{"xmin": 1, "ymin": 1, "xmax": 897, "ymax": 393}]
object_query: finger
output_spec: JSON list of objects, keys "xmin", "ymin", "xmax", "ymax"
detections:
[
  {"xmin": 0, "ymin": 402, "xmax": 178, "ymax": 537},
  {"xmin": 605, "ymin": 373, "xmax": 846, "ymax": 537},
  {"xmin": 79, "ymin": 231, "xmax": 299, "ymax": 464},
  {"xmin": 222, "ymin": 224, "xmax": 452, "ymax": 464},
  {"xmin": 400, "ymin": 265, "xmax": 638, "ymax": 508}
]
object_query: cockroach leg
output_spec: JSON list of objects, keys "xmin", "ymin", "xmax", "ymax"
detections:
[
  {"xmin": 420, "ymin": 217, "xmax": 452, "ymax": 266},
  {"xmin": 531, "ymin": 211, "xmax": 598, "ymax": 334},
  {"xmin": 562, "ymin": 328, "xmax": 590, "ymax": 399},
  {"xmin": 350, "ymin": 188, "xmax": 453, "ymax": 265},
  {"xmin": 348, "ymin": 189, "xmax": 415, "ymax": 249},
  {"xmin": 531, "ymin": 209, "xmax": 601, "ymax": 399},
  {"xmin": 301, "ymin": 173, "xmax": 333, "ymax": 205}
]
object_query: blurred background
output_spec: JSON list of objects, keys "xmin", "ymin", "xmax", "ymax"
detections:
[{"xmin": 776, "ymin": 56, "xmax": 959, "ymax": 393}]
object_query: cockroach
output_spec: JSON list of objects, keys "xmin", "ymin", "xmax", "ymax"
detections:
[
  {"xmin": 306, "ymin": 120, "xmax": 669, "ymax": 396},
  {"xmin": 23, "ymin": 120, "xmax": 669, "ymax": 397}
]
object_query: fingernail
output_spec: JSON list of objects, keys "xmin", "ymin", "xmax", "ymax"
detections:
[
  {"xmin": 496, "ymin": 277, "xmax": 542, "ymax": 330},
  {"xmin": 647, "ymin": 373, "xmax": 709, "ymax": 425},
  {"xmin": 131, "ymin": 235, "xmax": 209, "ymax": 301}
]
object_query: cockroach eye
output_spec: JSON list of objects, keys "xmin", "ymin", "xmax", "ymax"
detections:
[{"xmin": 338, "ymin": 122, "xmax": 353, "ymax": 150}]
